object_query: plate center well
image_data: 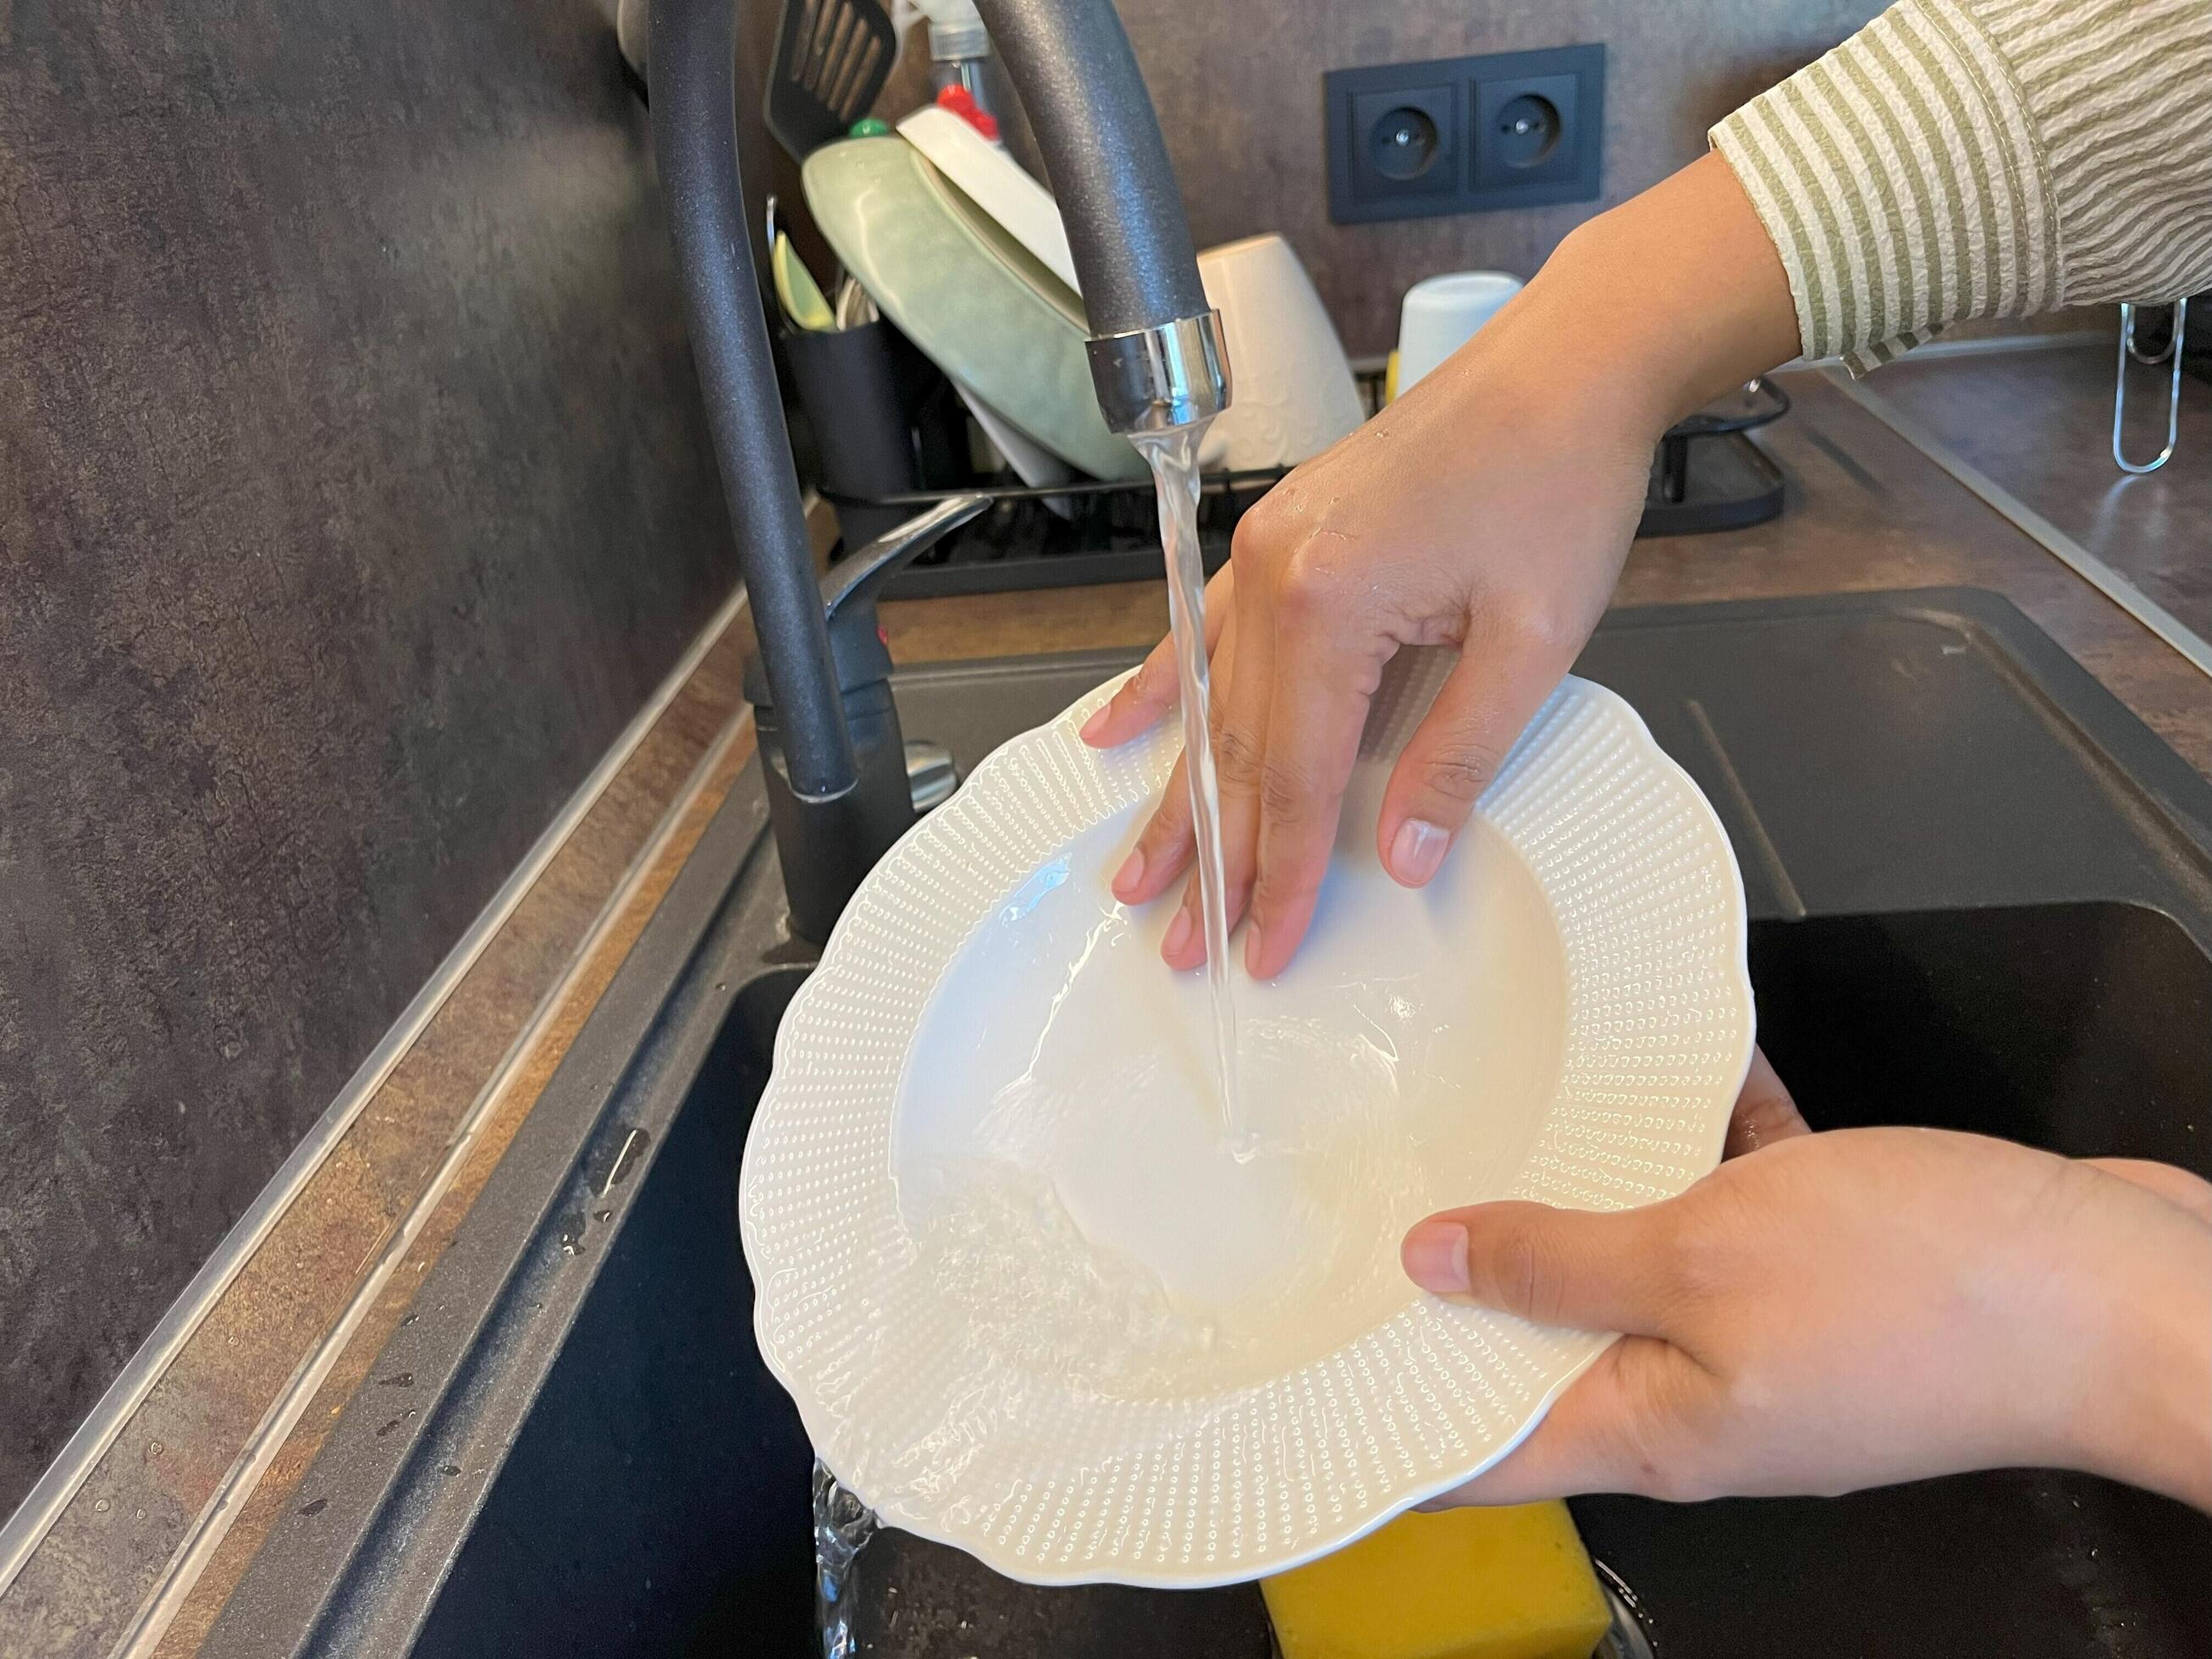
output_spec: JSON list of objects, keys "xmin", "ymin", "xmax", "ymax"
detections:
[{"xmin": 892, "ymin": 786, "xmax": 1568, "ymax": 1399}]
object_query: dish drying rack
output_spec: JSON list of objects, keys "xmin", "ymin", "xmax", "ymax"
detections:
[{"xmin": 823, "ymin": 370, "xmax": 1791, "ymax": 602}]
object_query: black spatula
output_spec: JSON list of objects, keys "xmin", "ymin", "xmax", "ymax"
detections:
[{"xmin": 766, "ymin": 0, "xmax": 898, "ymax": 162}]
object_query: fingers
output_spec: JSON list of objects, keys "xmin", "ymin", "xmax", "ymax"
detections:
[
  {"xmin": 1241, "ymin": 629, "xmax": 1381, "ymax": 977},
  {"xmin": 1724, "ymin": 1046, "xmax": 1811, "ymax": 1160},
  {"xmin": 1165, "ymin": 576, "xmax": 1278, "ymax": 968},
  {"xmin": 1117, "ymin": 752, "xmax": 1200, "ymax": 910},
  {"xmin": 1401, "ymin": 1199, "xmax": 1683, "ymax": 1337},
  {"xmin": 2083, "ymin": 1157, "xmax": 2212, "ymax": 1225},
  {"xmin": 1112, "ymin": 620, "xmax": 1238, "ymax": 909},
  {"xmin": 1377, "ymin": 614, "xmax": 1569, "ymax": 887},
  {"xmin": 1081, "ymin": 565, "xmax": 1234, "ymax": 748}
]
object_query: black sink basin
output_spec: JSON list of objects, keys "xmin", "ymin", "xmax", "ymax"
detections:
[
  {"xmin": 1573, "ymin": 901, "xmax": 2212, "ymax": 1659},
  {"xmin": 206, "ymin": 594, "xmax": 2212, "ymax": 1657},
  {"xmin": 400, "ymin": 900, "xmax": 2212, "ymax": 1658}
]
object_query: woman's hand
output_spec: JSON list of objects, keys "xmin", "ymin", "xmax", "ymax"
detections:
[
  {"xmin": 1082, "ymin": 154, "xmax": 1801, "ymax": 976},
  {"xmin": 1082, "ymin": 333, "xmax": 1645, "ymax": 978},
  {"xmin": 1400, "ymin": 1053, "xmax": 2212, "ymax": 1511}
]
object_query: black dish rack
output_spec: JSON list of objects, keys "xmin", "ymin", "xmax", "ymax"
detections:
[{"xmin": 826, "ymin": 373, "xmax": 1790, "ymax": 602}]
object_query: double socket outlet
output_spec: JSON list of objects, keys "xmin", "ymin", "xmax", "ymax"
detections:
[{"xmin": 1325, "ymin": 43, "xmax": 1605, "ymax": 225}]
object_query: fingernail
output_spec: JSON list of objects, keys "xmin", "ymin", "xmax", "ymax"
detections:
[
  {"xmin": 1163, "ymin": 908, "xmax": 1194, "ymax": 961},
  {"xmin": 1112, "ymin": 847, "xmax": 1145, "ymax": 897},
  {"xmin": 1079, "ymin": 706, "xmax": 1111, "ymax": 744},
  {"xmin": 1402, "ymin": 1221, "xmax": 1471, "ymax": 1294},
  {"xmin": 1243, "ymin": 923, "xmax": 1266, "ymax": 978},
  {"xmin": 1390, "ymin": 818, "xmax": 1450, "ymax": 886}
]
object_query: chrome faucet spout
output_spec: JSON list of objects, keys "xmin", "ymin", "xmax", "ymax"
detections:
[{"xmin": 967, "ymin": 0, "xmax": 1231, "ymax": 433}]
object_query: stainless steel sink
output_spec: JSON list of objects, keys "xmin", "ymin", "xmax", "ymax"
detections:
[{"xmin": 206, "ymin": 595, "xmax": 2212, "ymax": 1656}]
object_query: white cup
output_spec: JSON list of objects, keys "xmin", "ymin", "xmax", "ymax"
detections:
[
  {"xmin": 1394, "ymin": 271, "xmax": 1525, "ymax": 395},
  {"xmin": 1196, "ymin": 234, "xmax": 1366, "ymax": 472}
]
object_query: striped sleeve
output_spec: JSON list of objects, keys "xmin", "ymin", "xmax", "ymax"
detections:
[{"xmin": 1711, "ymin": 0, "xmax": 2212, "ymax": 373}]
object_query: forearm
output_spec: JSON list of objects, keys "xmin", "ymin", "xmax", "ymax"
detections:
[
  {"xmin": 1464, "ymin": 152, "xmax": 1802, "ymax": 445},
  {"xmin": 1712, "ymin": 0, "xmax": 2212, "ymax": 373}
]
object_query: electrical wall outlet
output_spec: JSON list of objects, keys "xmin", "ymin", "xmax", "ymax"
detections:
[
  {"xmin": 1325, "ymin": 43, "xmax": 1605, "ymax": 225},
  {"xmin": 1349, "ymin": 84, "xmax": 1456, "ymax": 201}
]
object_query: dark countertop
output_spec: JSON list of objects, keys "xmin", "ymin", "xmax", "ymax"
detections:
[
  {"xmin": 883, "ymin": 360, "xmax": 2212, "ymax": 783},
  {"xmin": 1854, "ymin": 336, "xmax": 2212, "ymax": 649}
]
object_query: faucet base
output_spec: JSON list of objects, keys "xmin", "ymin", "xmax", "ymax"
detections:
[{"xmin": 754, "ymin": 681, "xmax": 914, "ymax": 945}]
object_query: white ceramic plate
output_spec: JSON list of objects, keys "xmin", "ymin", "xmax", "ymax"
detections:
[
  {"xmin": 896, "ymin": 106, "xmax": 1081, "ymax": 293},
  {"xmin": 741, "ymin": 653, "xmax": 1753, "ymax": 1586}
]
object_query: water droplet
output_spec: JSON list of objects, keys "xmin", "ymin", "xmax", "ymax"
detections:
[
  {"xmin": 93, "ymin": 1498, "xmax": 111, "ymax": 1514},
  {"xmin": 378, "ymin": 1371, "xmax": 414, "ymax": 1387},
  {"xmin": 299, "ymin": 1497, "xmax": 328, "ymax": 1517},
  {"xmin": 595, "ymin": 1126, "xmax": 652, "ymax": 1194},
  {"xmin": 146, "ymin": 1440, "xmax": 163, "ymax": 1458},
  {"xmin": 593, "ymin": 1210, "xmax": 612, "ymax": 1224},
  {"xmin": 135, "ymin": 1507, "xmax": 146, "ymax": 1521},
  {"xmin": 401, "ymin": 1313, "xmax": 419, "ymax": 1327},
  {"xmin": 439, "ymin": 1463, "xmax": 461, "ymax": 1477}
]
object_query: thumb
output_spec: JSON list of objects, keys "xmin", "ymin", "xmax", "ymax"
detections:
[
  {"xmin": 1401, "ymin": 1199, "xmax": 1680, "ymax": 1336},
  {"xmin": 1379, "ymin": 637, "xmax": 1564, "ymax": 887}
]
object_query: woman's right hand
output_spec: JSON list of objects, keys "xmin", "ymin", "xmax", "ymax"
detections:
[
  {"xmin": 1082, "ymin": 302, "xmax": 1648, "ymax": 978},
  {"xmin": 1081, "ymin": 152, "xmax": 1802, "ymax": 978}
]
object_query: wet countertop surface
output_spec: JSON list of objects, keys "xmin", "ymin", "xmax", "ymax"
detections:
[
  {"xmin": 1856, "ymin": 335, "xmax": 2212, "ymax": 647},
  {"xmin": 16, "ymin": 348, "xmax": 2212, "ymax": 1652}
]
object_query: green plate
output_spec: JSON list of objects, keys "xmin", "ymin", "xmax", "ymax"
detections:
[{"xmin": 803, "ymin": 137, "xmax": 1142, "ymax": 482}]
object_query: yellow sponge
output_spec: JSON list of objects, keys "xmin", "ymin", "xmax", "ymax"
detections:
[{"xmin": 1262, "ymin": 1503, "xmax": 1611, "ymax": 1659}]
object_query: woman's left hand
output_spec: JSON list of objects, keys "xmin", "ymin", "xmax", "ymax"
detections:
[{"xmin": 1401, "ymin": 1051, "xmax": 2212, "ymax": 1511}]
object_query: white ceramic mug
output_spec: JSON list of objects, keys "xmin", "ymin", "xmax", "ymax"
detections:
[
  {"xmin": 1394, "ymin": 271, "xmax": 1525, "ymax": 395},
  {"xmin": 1196, "ymin": 234, "xmax": 1366, "ymax": 472}
]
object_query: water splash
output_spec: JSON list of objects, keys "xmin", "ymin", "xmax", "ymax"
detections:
[{"xmin": 813, "ymin": 1458, "xmax": 876, "ymax": 1659}]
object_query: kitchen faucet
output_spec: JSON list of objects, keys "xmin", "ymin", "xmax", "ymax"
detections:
[{"xmin": 651, "ymin": 0, "xmax": 1230, "ymax": 942}]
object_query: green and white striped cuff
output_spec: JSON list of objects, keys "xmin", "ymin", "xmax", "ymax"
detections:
[{"xmin": 1712, "ymin": 0, "xmax": 2058, "ymax": 375}]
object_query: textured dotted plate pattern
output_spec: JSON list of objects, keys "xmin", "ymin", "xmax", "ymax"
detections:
[{"xmin": 741, "ymin": 655, "xmax": 1753, "ymax": 1586}]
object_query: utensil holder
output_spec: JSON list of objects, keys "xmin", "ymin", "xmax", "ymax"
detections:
[{"xmin": 782, "ymin": 319, "xmax": 948, "ymax": 550}]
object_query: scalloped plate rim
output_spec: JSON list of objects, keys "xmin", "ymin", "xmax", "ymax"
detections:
[{"xmin": 740, "ymin": 666, "xmax": 1754, "ymax": 1586}]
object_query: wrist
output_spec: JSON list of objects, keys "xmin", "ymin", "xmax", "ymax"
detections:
[{"xmin": 1486, "ymin": 152, "xmax": 1802, "ymax": 445}]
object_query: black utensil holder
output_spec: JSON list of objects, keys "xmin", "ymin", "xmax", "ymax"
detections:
[{"xmin": 782, "ymin": 319, "xmax": 968, "ymax": 551}]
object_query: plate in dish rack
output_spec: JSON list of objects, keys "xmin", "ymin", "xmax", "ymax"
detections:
[{"xmin": 739, "ymin": 652, "xmax": 1753, "ymax": 1586}]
